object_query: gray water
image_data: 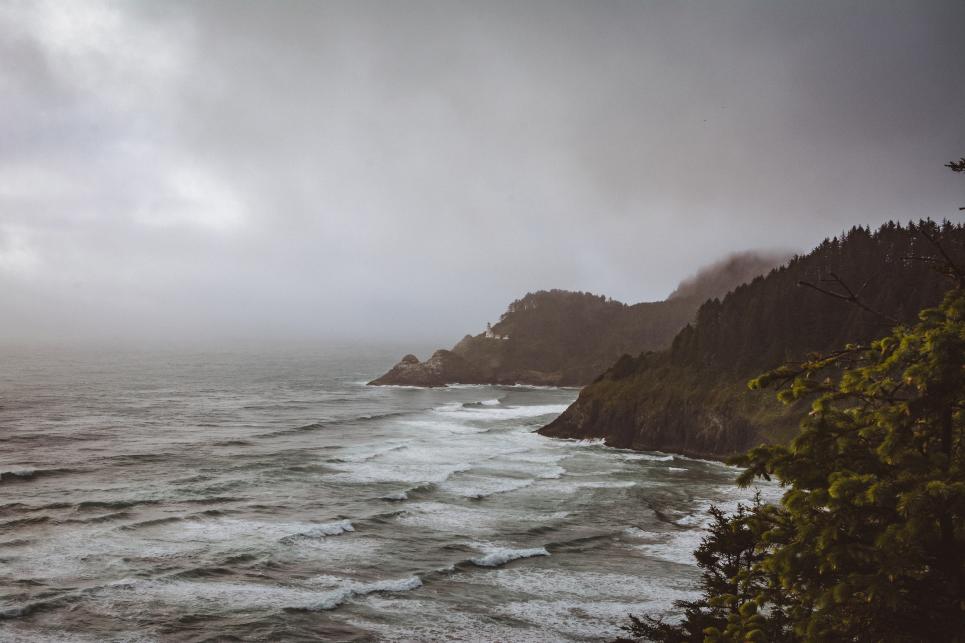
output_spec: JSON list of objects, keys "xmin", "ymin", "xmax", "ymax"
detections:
[{"xmin": 0, "ymin": 346, "xmax": 773, "ymax": 642}]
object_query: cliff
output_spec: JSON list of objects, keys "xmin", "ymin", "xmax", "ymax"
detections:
[
  {"xmin": 540, "ymin": 220, "xmax": 965, "ymax": 458},
  {"xmin": 369, "ymin": 253, "xmax": 784, "ymax": 387}
]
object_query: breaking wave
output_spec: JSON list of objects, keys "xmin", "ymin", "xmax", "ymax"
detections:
[{"xmin": 469, "ymin": 543, "xmax": 550, "ymax": 567}]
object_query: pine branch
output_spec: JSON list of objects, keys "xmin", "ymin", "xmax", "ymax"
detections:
[{"xmin": 945, "ymin": 158, "xmax": 965, "ymax": 172}]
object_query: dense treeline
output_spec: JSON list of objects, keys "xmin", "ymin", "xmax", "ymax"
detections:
[
  {"xmin": 620, "ymin": 265, "xmax": 965, "ymax": 643},
  {"xmin": 541, "ymin": 220, "xmax": 965, "ymax": 457},
  {"xmin": 671, "ymin": 221, "xmax": 956, "ymax": 374}
]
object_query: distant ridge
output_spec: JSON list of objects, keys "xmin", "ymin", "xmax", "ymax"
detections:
[
  {"xmin": 540, "ymin": 220, "xmax": 965, "ymax": 458},
  {"xmin": 369, "ymin": 252, "xmax": 784, "ymax": 387}
]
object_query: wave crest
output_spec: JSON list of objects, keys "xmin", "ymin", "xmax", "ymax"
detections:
[{"xmin": 469, "ymin": 544, "xmax": 550, "ymax": 567}]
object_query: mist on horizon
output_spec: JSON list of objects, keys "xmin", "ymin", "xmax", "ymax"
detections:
[{"xmin": 1, "ymin": 0, "xmax": 963, "ymax": 345}]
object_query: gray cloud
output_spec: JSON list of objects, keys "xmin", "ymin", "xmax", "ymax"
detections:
[{"xmin": 1, "ymin": 0, "xmax": 963, "ymax": 345}]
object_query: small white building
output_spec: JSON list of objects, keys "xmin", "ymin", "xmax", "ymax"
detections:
[{"xmin": 484, "ymin": 323, "xmax": 509, "ymax": 340}]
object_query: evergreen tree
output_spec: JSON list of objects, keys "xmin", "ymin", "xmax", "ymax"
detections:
[
  {"xmin": 731, "ymin": 285, "xmax": 965, "ymax": 641},
  {"xmin": 618, "ymin": 497, "xmax": 792, "ymax": 643},
  {"xmin": 618, "ymin": 161, "xmax": 965, "ymax": 642},
  {"xmin": 621, "ymin": 285, "xmax": 965, "ymax": 642}
]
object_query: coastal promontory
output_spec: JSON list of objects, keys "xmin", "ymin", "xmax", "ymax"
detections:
[{"xmin": 370, "ymin": 253, "xmax": 783, "ymax": 387}]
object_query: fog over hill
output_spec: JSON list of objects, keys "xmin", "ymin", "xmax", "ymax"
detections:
[{"xmin": 668, "ymin": 251, "xmax": 793, "ymax": 302}]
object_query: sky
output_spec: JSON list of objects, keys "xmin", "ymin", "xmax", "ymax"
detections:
[{"xmin": 1, "ymin": 0, "xmax": 963, "ymax": 346}]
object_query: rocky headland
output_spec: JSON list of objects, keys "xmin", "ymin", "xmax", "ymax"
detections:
[{"xmin": 369, "ymin": 252, "xmax": 784, "ymax": 388}]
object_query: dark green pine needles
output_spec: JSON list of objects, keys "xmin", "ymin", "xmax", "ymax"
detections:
[{"xmin": 624, "ymin": 286, "xmax": 965, "ymax": 642}]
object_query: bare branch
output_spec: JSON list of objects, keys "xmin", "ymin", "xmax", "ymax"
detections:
[
  {"xmin": 798, "ymin": 274, "xmax": 899, "ymax": 326},
  {"xmin": 917, "ymin": 226, "xmax": 965, "ymax": 289},
  {"xmin": 903, "ymin": 254, "xmax": 944, "ymax": 264}
]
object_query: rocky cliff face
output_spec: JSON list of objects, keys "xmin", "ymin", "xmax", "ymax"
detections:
[
  {"xmin": 539, "ymin": 356, "xmax": 799, "ymax": 460},
  {"xmin": 539, "ymin": 221, "xmax": 965, "ymax": 459}
]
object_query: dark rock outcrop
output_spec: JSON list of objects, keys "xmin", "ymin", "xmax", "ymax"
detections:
[{"xmin": 368, "ymin": 350, "xmax": 485, "ymax": 387}]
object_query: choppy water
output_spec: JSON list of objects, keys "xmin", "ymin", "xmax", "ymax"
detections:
[{"xmin": 0, "ymin": 346, "xmax": 774, "ymax": 642}]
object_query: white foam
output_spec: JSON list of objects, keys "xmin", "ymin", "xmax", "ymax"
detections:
[
  {"xmin": 397, "ymin": 418, "xmax": 488, "ymax": 434},
  {"xmin": 336, "ymin": 443, "xmax": 409, "ymax": 462},
  {"xmin": 283, "ymin": 534, "xmax": 383, "ymax": 564},
  {"xmin": 304, "ymin": 576, "xmax": 423, "ymax": 610},
  {"xmin": 537, "ymin": 466, "xmax": 565, "ymax": 479},
  {"xmin": 298, "ymin": 520, "xmax": 354, "ymax": 537},
  {"xmin": 91, "ymin": 575, "xmax": 421, "ymax": 613},
  {"xmin": 0, "ymin": 624, "xmax": 146, "ymax": 643},
  {"xmin": 94, "ymin": 579, "xmax": 331, "ymax": 611},
  {"xmin": 619, "ymin": 452, "xmax": 674, "ymax": 462},
  {"xmin": 396, "ymin": 502, "xmax": 496, "ymax": 533},
  {"xmin": 622, "ymin": 527, "xmax": 650, "ymax": 538},
  {"xmin": 477, "ymin": 459, "xmax": 566, "ymax": 480},
  {"xmin": 0, "ymin": 468, "xmax": 35, "ymax": 477},
  {"xmin": 470, "ymin": 542, "xmax": 549, "ymax": 567},
  {"xmin": 571, "ymin": 438, "xmax": 606, "ymax": 447},
  {"xmin": 633, "ymin": 539, "xmax": 701, "ymax": 565},
  {"xmin": 171, "ymin": 518, "xmax": 355, "ymax": 543},
  {"xmin": 502, "ymin": 384, "xmax": 580, "ymax": 390},
  {"xmin": 479, "ymin": 568, "xmax": 699, "ymax": 603},
  {"xmin": 433, "ymin": 404, "xmax": 570, "ymax": 421},
  {"xmin": 356, "ymin": 576, "xmax": 423, "ymax": 594},
  {"xmin": 349, "ymin": 596, "xmax": 557, "ymax": 642},
  {"xmin": 397, "ymin": 502, "xmax": 568, "ymax": 535},
  {"xmin": 440, "ymin": 383, "xmax": 490, "ymax": 389},
  {"xmin": 496, "ymin": 598, "xmax": 686, "ymax": 640},
  {"xmin": 622, "ymin": 528, "xmax": 703, "ymax": 566},
  {"xmin": 439, "ymin": 475, "xmax": 536, "ymax": 499},
  {"xmin": 543, "ymin": 479, "xmax": 637, "ymax": 494},
  {"xmin": 502, "ymin": 451, "xmax": 570, "ymax": 465},
  {"xmin": 327, "ymin": 462, "xmax": 472, "ymax": 484}
]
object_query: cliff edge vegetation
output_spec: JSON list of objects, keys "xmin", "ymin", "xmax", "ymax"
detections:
[{"xmin": 541, "ymin": 220, "xmax": 965, "ymax": 459}]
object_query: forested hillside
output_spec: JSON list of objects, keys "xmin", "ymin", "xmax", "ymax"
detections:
[
  {"xmin": 541, "ymin": 220, "xmax": 965, "ymax": 458},
  {"xmin": 369, "ymin": 253, "xmax": 782, "ymax": 387}
]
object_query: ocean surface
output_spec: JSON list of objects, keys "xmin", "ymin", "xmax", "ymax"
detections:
[{"xmin": 0, "ymin": 346, "xmax": 775, "ymax": 642}]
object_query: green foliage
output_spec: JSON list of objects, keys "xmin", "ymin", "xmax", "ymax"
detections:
[
  {"xmin": 622, "ymin": 497, "xmax": 793, "ymax": 643},
  {"xmin": 740, "ymin": 288, "xmax": 964, "ymax": 641},
  {"xmin": 624, "ymin": 287, "xmax": 965, "ymax": 641}
]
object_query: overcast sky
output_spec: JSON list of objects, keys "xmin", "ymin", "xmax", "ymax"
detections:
[{"xmin": 1, "ymin": 0, "xmax": 963, "ymax": 345}]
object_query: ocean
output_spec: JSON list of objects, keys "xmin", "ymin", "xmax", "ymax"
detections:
[{"xmin": 0, "ymin": 345, "xmax": 774, "ymax": 642}]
